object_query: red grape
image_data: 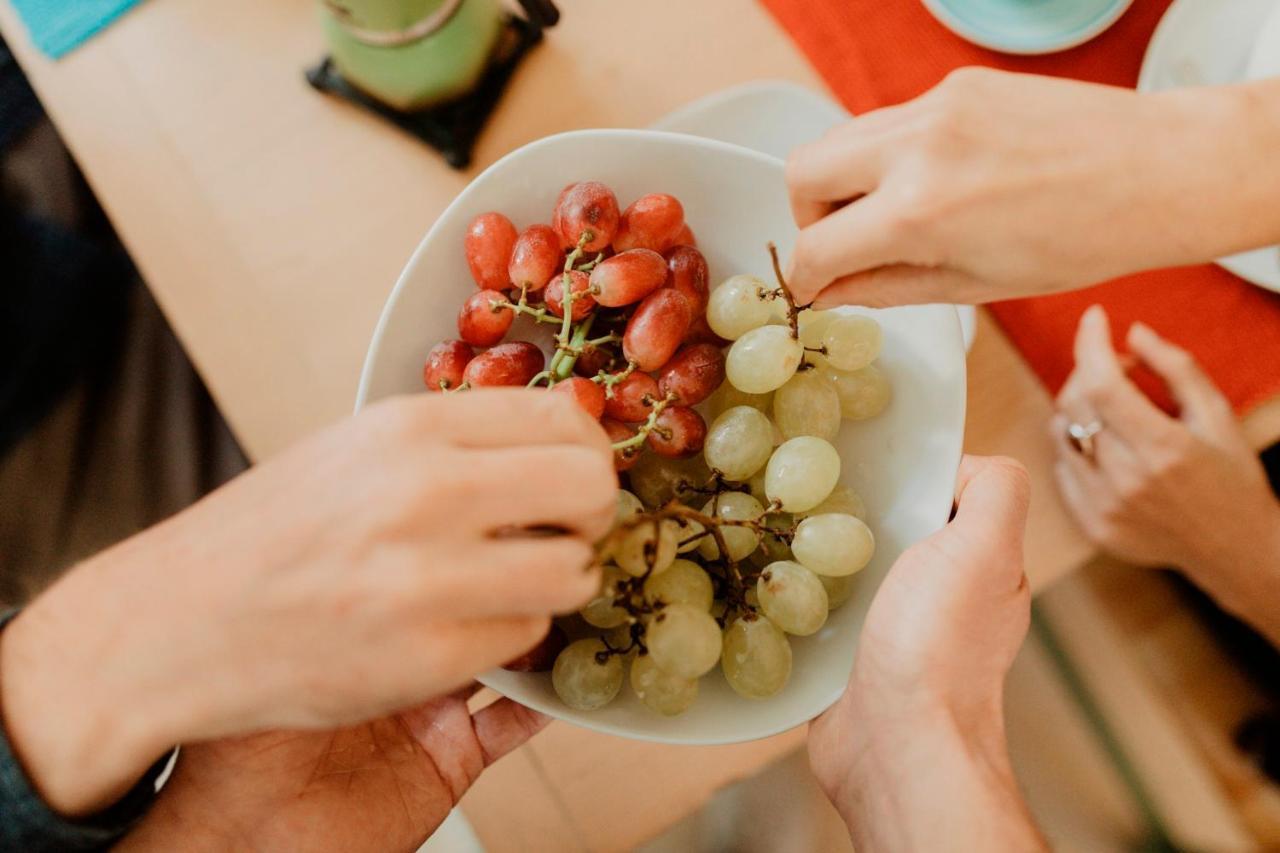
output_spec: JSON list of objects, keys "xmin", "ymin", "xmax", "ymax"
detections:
[
  {"xmin": 574, "ymin": 342, "xmax": 617, "ymax": 378},
  {"xmin": 551, "ymin": 376, "xmax": 606, "ymax": 419},
  {"xmin": 503, "ymin": 623, "xmax": 568, "ymax": 672},
  {"xmin": 590, "ymin": 249, "xmax": 668, "ymax": 308},
  {"xmin": 457, "ymin": 290, "xmax": 514, "ymax": 347},
  {"xmin": 554, "ymin": 181, "xmax": 619, "ymax": 252},
  {"xmin": 684, "ymin": 314, "xmax": 729, "ymax": 347},
  {"xmin": 545, "ymin": 270, "xmax": 596, "ymax": 321},
  {"xmin": 663, "ymin": 245, "xmax": 710, "ymax": 315},
  {"xmin": 602, "ymin": 417, "xmax": 640, "ymax": 471},
  {"xmin": 508, "ymin": 224, "xmax": 562, "ymax": 292},
  {"xmin": 671, "ymin": 223, "xmax": 696, "ymax": 247},
  {"xmin": 657, "ymin": 343, "xmax": 725, "ymax": 406},
  {"xmin": 463, "ymin": 341, "xmax": 545, "ymax": 387},
  {"xmin": 612, "ymin": 193, "xmax": 685, "ymax": 253},
  {"xmin": 647, "ymin": 406, "xmax": 707, "ymax": 458},
  {"xmin": 423, "ymin": 339, "xmax": 475, "ymax": 392},
  {"xmin": 464, "ymin": 212, "xmax": 517, "ymax": 290},
  {"xmin": 623, "ymin": 288, "xmax": 692, "ymax": 372},
  {"xmin": 604, "ymin": 371, "xmax": 658, "ymax": 423}
]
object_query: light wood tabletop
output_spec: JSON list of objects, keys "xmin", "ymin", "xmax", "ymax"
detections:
[{"xmin": 4, "ymin": 0, "xmax": 1279, "ymax": 849}]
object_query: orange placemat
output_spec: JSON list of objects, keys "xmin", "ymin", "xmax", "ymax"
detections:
[{"xmin": 761, "ymin": 0, "xmax": 1280, "ymax": 415}]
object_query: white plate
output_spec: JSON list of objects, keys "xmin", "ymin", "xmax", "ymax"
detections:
[
  {"xmin": 356, "ymin": 129, "xmax": 966, "ymax": 745},
  {"xmin": 1138, "ymin": 0, "xmax": 1280, "ymax": 293},
  {"xmin": 652, "ymin": 80, "xmax": 978, "ymax": 351}
]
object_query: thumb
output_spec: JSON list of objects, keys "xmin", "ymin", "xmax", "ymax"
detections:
[
  {"xmin": 811, "ymin": 265, "xmax": 989, "ymax": 309},
  {"xmin": 933, "ymin": 455, "xmax": 1031, "ymax": 594}
]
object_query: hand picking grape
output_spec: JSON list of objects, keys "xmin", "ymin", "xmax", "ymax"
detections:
[{"xmin": 419, "ymin": 185, "xmax": 893, "ymax": 717}]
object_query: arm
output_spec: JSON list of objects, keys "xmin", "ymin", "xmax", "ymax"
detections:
[
  {"xmin": 1054, "ymin": 307, "xmax": 1280, "ymax": 646},
  {"xmin": 810, "ymin": 456, "xmax": 1046, "ymax": 851},
  {"xmin": 784, "ymin": 69, "xmax": 1280, "ymax": 307},
  {"xmin": 0, "ymin": 389, "xmax": 614, "ymax": 820}
]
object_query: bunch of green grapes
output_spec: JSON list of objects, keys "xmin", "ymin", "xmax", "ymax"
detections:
[{"xmin": 538, "ymin": 245, "xmax": 893, "ymax": 717}]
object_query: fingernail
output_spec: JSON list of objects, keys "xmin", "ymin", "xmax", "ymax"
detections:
[{"xmin": 1083, "ymin": 304, "xmax": 1106, "ymax": 326}]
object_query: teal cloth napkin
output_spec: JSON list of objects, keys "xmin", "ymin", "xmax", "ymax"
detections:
[{"xmin": 9, "ymin": 0, "xmax": 143, "ymax": 59}]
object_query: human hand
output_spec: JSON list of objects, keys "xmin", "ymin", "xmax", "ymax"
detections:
[
  {"xmin": 0, "ymin": 390, "xmax": 615, "ymax": 816},
  {"xmin": 809, "ymin": 456, "xmax": 1044, "ymax": 851},
  {"xmin": 784, "ymin": 68, "xmax": 1280, "ymax": 307},
  {"xmin": 117, "ymin": 686, "xmax": 544, "ymax": 853},
  {"xmin": 1053, "ymin": 306, "xmax": 1280, "ymax": 640}
]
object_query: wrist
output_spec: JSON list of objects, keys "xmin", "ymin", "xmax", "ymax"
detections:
[
  {"xmin": 829, "ymin": 688, "xmax": 1043, "ymax": 851},
  {"xmin": 1142, "ymin": 80, "xmax": 1280, "ymax": 266},
  {"xmin": 0, "ymin": 551, "xmax": 187, "ymax": 816},
  {"xmin": 1183, "ymin": 496, "xmax": 1280, "ymax": 644}
]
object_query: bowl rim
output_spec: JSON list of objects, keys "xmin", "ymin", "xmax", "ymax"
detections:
[
  {"xmin": 353, "ymin": 127, "xmax": 967, "ymax": 744},
  {"xmin": 356, "ymin": 128, "xmax": 806, "ymax": 412}
]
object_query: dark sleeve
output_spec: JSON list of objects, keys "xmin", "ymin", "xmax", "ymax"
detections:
[{"xmin": 0, "ymin": 608, "xmax": 175, "ymax": 852}]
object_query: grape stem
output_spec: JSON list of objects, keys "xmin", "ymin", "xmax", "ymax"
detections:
[
  {"xmin": 766, "ymin": 242, "xmax": 804, "ymax": 340},
  {"xmin": 525, "ymin": 370, "xmax": 553, "ymax": 388},
  {"xmin": 610, "ymin": 391, "xmax": 678, "ymax": 453},
  {"xmin": 593, "ymin": 360, "xmax": 638, "ymax": 399},
  {"xmin": 548, "ymin": 232, "xmax": 595, "ymax": 380}
]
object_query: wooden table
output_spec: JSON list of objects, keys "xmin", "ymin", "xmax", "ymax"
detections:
[{"xmin": 4, "ymin": 0, "xmax": 1279, "ymax": 849}]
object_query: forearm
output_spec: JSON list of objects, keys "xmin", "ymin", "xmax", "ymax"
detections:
[
  {"xmin": 827, "ymin": 699, "xmax": 1046, "ymax": 852},
  {"xmin": 1143, "ymin": 77, "xmax": 1280, "ymax": 268},
  {"xmin": 1184, "ymin": 496, "xmax": 1280, "ymax": 648},
  {"xmin": 0, "ymin": 542, "xmax": 190, "ymax": 817}
]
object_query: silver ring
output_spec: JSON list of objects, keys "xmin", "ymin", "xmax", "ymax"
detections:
[{"xmin": 1066, "ymin": 420, "xmax": 1104, "ymax": 460}]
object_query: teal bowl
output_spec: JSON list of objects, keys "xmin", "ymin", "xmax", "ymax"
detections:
[{"xmin": 921, "ymin": 0, "xmax": 1135, "ymax": 54}]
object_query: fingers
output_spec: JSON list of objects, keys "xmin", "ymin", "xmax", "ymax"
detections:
[
  {"xmin": 787, "ymin": 197, "xmax": 907, "ymax": 305},
  {"xmin": 397, "ymin": 389, "xmax": 612, "ymax": 454},
  {"xmin": 467, "ymin": 445, "xmax": 616, "ymax": 541},
  {"xmin": 810, "ymin": 264, "xmax": 987, "ymax": 309},
  {"xmin": 1067, "ymin": 306, "xmax": 1176, "ymax": 443},
  {"xmin": 785, "ymin": 105, "xmax": 915, "ymax": 222},
  {"xmin": 472, "ymin": 697, "xmax": 550, "ymax": 766},
  {"xmin": 426, "ymin": 538, "xmax": 602, "ymax": 618},
  {"xmin": 1127, "ymin": 322, "xmax": 1232, "ymax": 431}
]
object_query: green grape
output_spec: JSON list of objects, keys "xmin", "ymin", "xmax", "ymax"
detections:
[
  {"xmin": 747, "ymin": 513, "xmax": 795, "ymax": 567},
  {"xmin": 721, "ymin": 614, "xmax": 792, "ymax": 699},
  {"xmin": 797, "ymin": 308, "xmax": 833, "ymax": 350},
  {"xmin": 772, "ymin": 369, "xmax": 841, "ymax": 441},
  {"xmin": 647, "ymin": 603, "xmax": 723, "ymax": 679},
  {"xmin": 706, "ymin": 274, "xmax": 783, "ymax": 340},
  {"xmin": 616, "ymin": 489, "xmax": 643, "ymax": 523},
  {"xmin": 630, "ymin": 653, "xmax": 699, "ymax": 716},
  {"xmin": 580, "ymin": 565, "xmax": 631, "ymax": 629},
  {"xmin": 822, "ymin": 314, "xmax": 882, "ymax": 371},
  {"xmin": 615, "ymin": 519, "xmax": 679, "ymax": 577},
  {"xmin": 726, "ymin": 325, "xmax": 804, "ymax": 394},
  {"xmin": 764, "ymin": 436, "xmax": 840, "ymax": 512},
  {"xmin": 703, "ymin": 405, "xmax": 774, "ymax": 481},
  {"xmin": 644, "ymin": 558, "xmax": 715, "ymax": 611},
  {"xmin": 604, "ymin": 622, "xmax": 639, "ymax": 656},
  {"xmin": 672, "ymin": 516, "xmax": 705, "ymax": 554},
  {"xmin": 819, "ymin": 572, "xmax": 858, "ymax": 609},
  {"xmin": 697, "ymin": 492, "xmax": 764, "ymax": 561},
  {"xmin": 757, "ymin": 560, "xmax": 828, "ymax": 636},
  {"xmin": 707, "ymin": 382, "xmax": 773, "ymax": 419},
  {"xmin": 795, "ymin": 483, "xmax": 866, "ymax": 521},
  {"xmin": 747, "ymin": 469, "xmax": 769, "ymax": 504},
  {"xmin": 792, "ymin": 513, "xmax": 875, "ymax": 577},
  {"xmin": 552, "ymin": 638, "xmax": 623, "ymax": 710},
  {"xmin": 827, "ymin": 364, "xmax": 892, "ymax": 421},
  {"xmin": 628, "ymin": 452, "xmax": 711, "ymax": 509}
]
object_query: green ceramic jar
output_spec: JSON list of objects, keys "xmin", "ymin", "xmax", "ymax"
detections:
[{"xmin": 321, "ymin": 0, "xmax": 502, "ymax": 111}]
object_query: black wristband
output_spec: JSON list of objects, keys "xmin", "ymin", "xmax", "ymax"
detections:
[{"xmin": 0, "ymin": 608, "xmax": 176, "ymax": 851}]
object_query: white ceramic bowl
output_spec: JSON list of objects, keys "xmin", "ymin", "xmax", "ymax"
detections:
[{"xmin": 356, "ymin": 129, "xmax": 967, "ymax": 744}]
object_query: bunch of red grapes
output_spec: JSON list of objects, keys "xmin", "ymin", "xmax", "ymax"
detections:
[{"xmin": 424, "ymin": 181, "xmax": 728, "ymax": 467}]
